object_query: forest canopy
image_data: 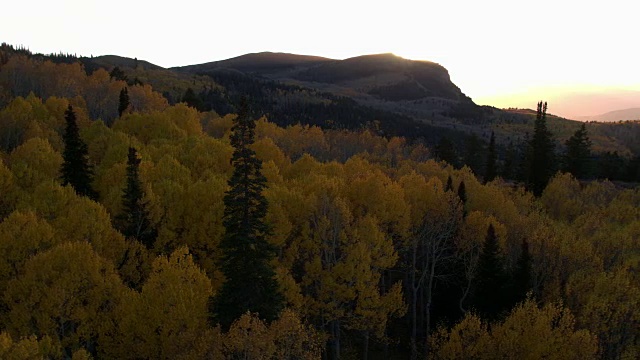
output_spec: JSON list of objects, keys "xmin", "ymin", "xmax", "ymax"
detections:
[{"xmin": 0, "ymin": 46, "xmax": 638, "ymax": 359}]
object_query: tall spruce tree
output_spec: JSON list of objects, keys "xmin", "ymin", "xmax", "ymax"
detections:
[
  {"xmin": 474, "ymin": 224, "xmax": 508, "ymax": 320},
  {"xmin": 61, "ymin": 105, "xmax": 98, "ymax": 200},
  {"xmin": 526, "ymin": 101, "xmax": 556, "ymax": 196},
  {"xmin": 210, "ymin": 98, "xmax": 283, "ymax": 330},
  {"xmin": 563, "ymin": 123, "xmax": 592, "ymax": 179},
  {"xmin": 484, "ymin": 131, "xmax": 497, "ymax": 183},
  {"xmin": 457, "ymin": 180, "xmax": 467, "ymax": 217},
  {"xmin": 445, "ymin": 175, "xmax": 454, "ymax": 192},
  {"xmin": 509, "ymin": 239, "xmax": 532, "ymax": 305},
  {"xmin": 118, "ymin": 86, "xmax": 130, "ymax": 117},
  {"xmin": 116, "ymin": 147, "xmax": 156, "ymax": 249}
]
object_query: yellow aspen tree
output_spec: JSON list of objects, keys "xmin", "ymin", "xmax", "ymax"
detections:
[
  {"xmin": 8, "ymin": 137, "xmax": 62, "ymax": 190},
  {"xmin": 4, "ymin": 242, "xmax": 127, "ymax": 358},
  {"xmin": 109, "ymin": 247, "xmax": 213, "ymax": 359}
]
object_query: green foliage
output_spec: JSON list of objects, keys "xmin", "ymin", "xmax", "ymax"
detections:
[
  {"xmin": 211, "ymin": 99, "xmax": 284, "ymax": 329},
  {"xmin": 61, "ymin": 105, "xmax": 98, "ymax": 200}
]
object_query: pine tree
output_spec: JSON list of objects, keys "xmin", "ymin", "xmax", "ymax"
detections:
[
  {"xmin": 210, "ymin": 98, "xmax": 283, "ymax": 330},
  {"xmin": 509, "ymin": 239, "xmax": 532, "ymax": 305},
  {"xmin": 484, "ymin": 131, "xmax": 497, "ymax": 183},
  {"xmin": 445, "ymin": 175, "xmax": 453, "ymax": 192},
  {"xmin": 563, "ymin": 123, "xmax": 592, "ymax": 179},
  {"xmin": 457, "ymin": 180, "xmax": 467, "ymax": 217},
  {"xmin": 109, "ymin": 66, "xmax": 127, "ymax": 82},
  {"xmin": 435, "ymin": 136, "xmax": 458, "ymax": 167},
  {"xmin": 526, "ymin": 101, "xmax": 556, "ymax": 196},
  {"xmin": 474, "ymin": 224, "xmax": 507, "ymax": 320},
  {"xmin": 116, "ymin": 147, "xmax": 156, "ymax": 249},
  {"xmin": 118, "ymin": 86, "xmax": 130, "ymax": 117},
  {"xmin": 502, "ymin": 141, "xmax": 516, "ymax": 180},
  {"xmin": 61, "ymin": 105, "xmax": 98, "ymax": 200}
]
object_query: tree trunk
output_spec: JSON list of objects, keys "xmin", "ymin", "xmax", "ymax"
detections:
[
  {"xmin": 330, "ymin": 320, "xmax": 341, "ymax": 360},
  {"xmin": 362, "ymin": 330, "xmax": 369, "ymax": 360},
  {"xmin": 410, "ymin": 244, "xmax": 418, "ymax": 360}
]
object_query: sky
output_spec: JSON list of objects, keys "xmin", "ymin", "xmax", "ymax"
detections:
[{"xmin": 3, "ymin": 0, "xmax": 639, "ymax": 118}]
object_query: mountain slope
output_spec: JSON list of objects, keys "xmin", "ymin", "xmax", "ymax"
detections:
[
  {"xmin": 176, "ymin": 52, "xmax": 479, "ymax": 124},
  {"xmin": 576, "ymin": 108, "xmax": 640, "ymax": 122},
  {"xmin": 173, "ymin": 52, "xmax": 334, "ymax": 75},
  {"xmin": 293, "ymin": 53, "xmax": 464, "ymax": 101}
]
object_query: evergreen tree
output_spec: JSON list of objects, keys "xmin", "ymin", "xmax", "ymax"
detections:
[
  {"xmin": 109, "ymin": 66, "xmax": 127, "ymax": 82},
  {"xmin": 625, "ymin": 155, "xmax": 640, "ymax": 182},
  {"xmin": 463, "ymin": 133, "xmax": 484, "ymax": 176},
  {"xmin": 211, "ymin": 98, "xmax": 283, "ymax": 330},
  {"xmin": 484, "ymin": 131, "xmax": 497, "ymax": 183},
  {"xmin": 118, "ymin": 87, "xmax": 130, "ymax": 117},
  {"xmin": 61, "ymin": 105, "xmax": 98, "ymax": 200},
  {"xmin": 597, "ymin": 151, "xmax": 625, "ymax": 180},
  {"xmin": 435, "ymin": 136, "xmax": 458, "ymax": 167},
  {"xmin": 563, "ymin": 123, "xmax": 592, "ymax": 179},
  {"xmin": 526, "ymin": 101, "xmax": 556, "ymax": 196},
  {"xmin": 515, "ymin": 134, "xmax": 529, "ymax": 182},
  {"xmin": 182, "ymin": 87, "xmax": 204, "ymax": 111},
  {"xmin": 445, "ymin": 175, "xmax": 453, "ymax": 192},
  {"xmin": 474, "ymin": 224, "xmax": 507, "ymax": 320},
  {"xmin": 509, "ymin": 239, "xmax": 532, "ymax": 305},
  {"xmin": 501, "ymin": 141, "xmax": 516, "ymax": 180},
  {"xmin": 116, "ymin": 147, "xmax": 156, "ymax": 249},
  {"xmin": 457, "ymin": 180, "xmax": 467, "ymax": 216}
]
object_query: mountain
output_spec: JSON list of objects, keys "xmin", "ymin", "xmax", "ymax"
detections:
[
  {"xmin": 175, "ymin": 52, "xmax": 479, "ymax": 123},
  {"xmin": 82, "ymin": 55, "xmax": 164, "ymax": 71},
  {"xmin": 576, "ymin": 108, "xmax": 640, "ymax": 122},
  {"xmin": 292, "ymin": 53, "xmax": 464, "ymax": 101},
  {"xmin": 172, "ymin": 52, "xmax": 333, "ymax": 75}
]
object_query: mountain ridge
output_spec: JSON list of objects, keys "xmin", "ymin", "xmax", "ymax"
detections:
[{"xmin": 576, "ymin": 107, "xmax": 640, "ymax": 122}]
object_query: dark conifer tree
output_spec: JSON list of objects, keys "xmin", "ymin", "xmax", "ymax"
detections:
[
  {"xmin": 445, "ymin": 175, "xmax": 453, "ymax": 192},
  {"xmin": 474, "ymin": 224, "xmax": 507, "ymax": 320},
  {"xmin": 625, "ymin": 155, "xmax": 640, "ymax": 182},
  {"xmin": 463, "ymin": 133, "xmax": 484, "ymax": 176},
  {"xmin": 484, "ymin": 131, "xmax": 497, "ymax": 183},
  {"xmin": 109, "ymin": 66, "xmax": 127, "ymax": 82},
  {"xmin": 597, "ymin": 151, "xmax": 625, "ymax": 180},
  {"xmin": 435, "ymin": 136, "xmax": 458, "ymax": 167},
  {"xmin": 457, "ymin": 180, "xmax": 467, "ymax": 217},
  {"xmin": 118, "ymin": 87, "xmax": 130, "ymax": 117},
  {"xmin": 526, "ymin": 101, "xmax": 556, "ymax": 196},
  {"xmin": 116, "ymin": 147, "xmax": 156, "ymax": 249},
  {"xmin": 509, "ymin": 239, "xmax": 532, "ymax": 305},
  {"xmin": 563, "ymin": 123, "xmax": 592, "ymax": 179},
  {"xmin": 515, "ymin": 134, "xmax": 530, "ymax": 183},
  {"xmin": 61, "ymin": 105, "xmax": 98, "ymax": 200},
  {"xmin": 182, "ymin": 87, "xmax": 204, "ymax": 111},
  {"xmin": 210, "ymin": 98, "xmax": 283, "ymax": 330},
  {"xmin": 502, "ymin": 141, "xmax": 516, "ymax": 180}
]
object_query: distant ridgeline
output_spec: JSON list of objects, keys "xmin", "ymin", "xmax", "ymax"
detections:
[{"xmin": 0, "ymin": 42, "xmax": 640, "ymax": 359}]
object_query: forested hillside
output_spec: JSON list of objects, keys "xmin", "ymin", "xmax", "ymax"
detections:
[{"xmin": 0, "ymin": 43, "xmax": 638, "ymax": 359}]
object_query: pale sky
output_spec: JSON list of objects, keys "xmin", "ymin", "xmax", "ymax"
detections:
[{"xmin": 3, "ymin": 0, "xmax": 639, "ymax": 118}]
